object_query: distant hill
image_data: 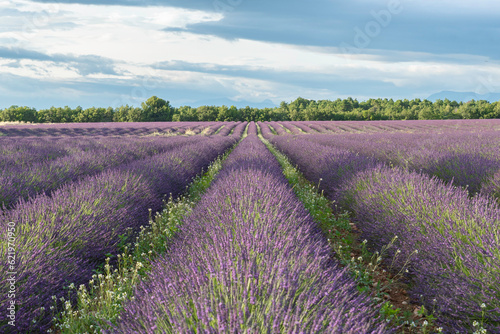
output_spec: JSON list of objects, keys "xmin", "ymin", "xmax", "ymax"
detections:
[
  {"xmin": 181, "ymin": 98, "xmax": 277, "ymax": 109},
  {"xmin": 428, "ymin": 91, "xmax": 500, "ymax": 102}
]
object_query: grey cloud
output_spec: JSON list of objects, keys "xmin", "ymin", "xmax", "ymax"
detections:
[
  {"xmin": 0, "ymin": 47, "xmax": 120, "ymax": 75},
  {"xmin": 156, "ymin": 60, "xmax": 400, "ymax": 96},
  {"xmin": 0, "ymin": 47, "xmax": 52, "ymax": 61},
  {"xmin": 27, "ymin": 0, "xmax": 500, "ymax": 59},
  {"xmin": 0, "ymin": 71, "xmax": 241, "ymax": 109}
]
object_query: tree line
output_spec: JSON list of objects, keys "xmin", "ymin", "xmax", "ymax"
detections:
[{"xmin": 2, "ymin": 96, "xmax": 500, "ymax": 123}]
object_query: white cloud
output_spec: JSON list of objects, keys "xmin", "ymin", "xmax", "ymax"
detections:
[
  {"xmin": 0, "ymin": 0, "xmax": 498, "ymax": 107},
  {"xmin": 0, "ymin": 1, "xmax": 223, "ymax": 59}
]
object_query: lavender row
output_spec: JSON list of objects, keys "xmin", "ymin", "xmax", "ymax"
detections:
[
  {"xmin": 110, "ymin": 135, "xmax": 387, "ymax": 334},
  {"xmin": 0, "ymin": 137, "xmax": 109, "ymax": 169},
  {"xmin": 266, "ymin": 134, "xmax": 500, "ymax": 332},
  {"xmin": 0, "ymin": 136, "xmax": 206, "ymax": 209},
  {"xmin": 246, "ymin": 121, "xmax": 257, "ymax": 136},
  {"xmin": 0, "ymin": 136, "xmax": 237, "ymax": 333},
  {"xmin": 198, "ymin": 122, "xmax": 228, "ymax": 135},
  {"xmin": 215, "ymin": 121, "xmax": 245, "ymax": 137},
  {"xmin": 264, "ymin": 134, "xmax": 378, "ymax": 203},
  {"xmin": 279, "ymin": 122, "xmax": 303, "ymax": 134},
  {"xmin": 260, "ymin": 119, "xmax": 500, "ymax": 134},
  {"xmin": 232, "ymin": 121, "xmax": 248, "ymax": 137},
  {"xmin": 483, "ymin": 170, "xmax": 500, "ymax": 201},
  {"xmin": 0, "ymin": 122, "xmax": 226, "ymax": 137},
  {"xmin": 177, "ymin": 123, "xmax": 225, "ymax": 136},
  {"xmin": 302, "ymin": 131, "xmax": 500, "ymax": 195},
  {"xmin": 259, "ymin": 121, "xmax": 275, "ymax": 138},
  {"xmin": 267, "ymin": 121, "xmax": 288, "ymax": 135},
  {"xmin": 340, "ymin": 167, "xmax": 500, "ymax": 332},
  {"xmin": 0, "ymin": 135, "xmax": 167, "ymax": 170}
]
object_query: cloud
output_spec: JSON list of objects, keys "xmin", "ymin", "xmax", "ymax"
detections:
[
  {"xmin": 14, "ymin": 0, "xmax": 500, "ymax": 60},
  {"xmin": 1, "ymin": 0, "xmax": 498, "ymax": 109},
  {"xmin": 153, "ymin": 57, "xmax": 500, "ymax": 101},
  {"xmin": 0, "ymin": 47, "xmax": 121, "ymax": 75},
  {"xmin": 0, "ymin": 46, "xmax": 52, "ymax": 61},
  {"xmin": 0, "ymin": 69, "xmax": 277, "ymax": 109}
]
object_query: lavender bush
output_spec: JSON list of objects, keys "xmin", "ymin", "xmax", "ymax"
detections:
[
  {"xmin": 0, "ymin": 136, "xmax": 209, "ymax": 209},
  {"xmin": 0, "ymin": 138, "xmax": 67, "ymax": 169},
  {"xmin": 0, "ymin": 170, "xmax": 158, "ymax": 332},
  {"xmin": 231, "ymin": 122, "xmax": 247, "ymax": 138},
  {"xmin": 281, "ymin": 119, "xmax": 500, "ymax": 134},
  {"xmin": 302, "ymin": 131, "xmax": 500, "ymax": 194},
  {"xmin": 0, "ymin": 136, "xmax": 237, "ymax": 332},
  {"xmin": 111, "ymin": 135, "xmax": 388, "ymax": 334},
  {"xmin": 279, "ymin": 122, "xmax": 303, "ymax": 134},
  {"xmin": 289, "ymin": 121, "xmax": 316, "ymax": 133},
  {"xmin": 267, "ymin": 121, "xmax": 288, "ymax": 135},
  {"xmin": 267, "ymin": 135, "xmax": 378, "ymax": 203},
  {"xmin": 263, "ymin": 127, "xmax": 500, "ymax": 332},
  {"xmin": 121, "ymin": 137, "xmax": 238, "ymax": 198},
  {"xmin": 0, "ymin": 122, "xmax": 227, "ymax": 137},
  {"xmin": 216, "ymin": 122, "xmax": 247, "ymax": 137},
  {"xmin": 481, "ymin": 170, "xmax": 500, "ymax": 201},
  {"xmin": 258, "ymin": 122, "xmax": 275, "ymax": 138},
  {"xmin": 214, "ymin": 122, "xmax": 237, "ymax": 136},
  {"xmin": 339, "ymin": 166, "xmax": 500, "ymax": 332},
  {"xmin": 246, "ymin": 121, "xmax": 257, "ymax": 136}
]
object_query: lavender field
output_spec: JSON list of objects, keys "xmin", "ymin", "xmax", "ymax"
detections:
[{"xmin": 1, "ymin": 120, "xmax": 499, "ymax": 333}]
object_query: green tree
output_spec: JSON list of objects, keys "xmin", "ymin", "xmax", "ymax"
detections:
[
  {"xmin": 141, "ymin": 96, "xmax": 174, "ymax": 121},
  {"xmin": 0, "ymin": 106, "xmax": 37, "ymax": 122},
  {"xmin": 113, "ymin": 105, "xmax": 133, "ymax": 122},
  {"xmin": 36, "ymin": 106, "xmax": 77, "ymax": 123},
  {"xmin": 176, "ymin": 106, "xmax": 198, "ymax": 121},
  {"xmin": 75, "ymin": 107, "xmax": 114, "ymax": 122},
  {"xmin": 127, "ymin": 107, "xmax": 146, "ymax": 122},
  {"xmin": 288, "ymin": 97, "xmax": 310, "ymax": 121},
  {"xmin": 418, "ymin": 106, "xmax": 440, "ymax": 120},
  {"xmin": 196, "ymin": 106, "xmax": 219, "ymax": 122},
  {"xmin": 216, "ymin": 106, "xmax": 233, "ymax": 121}
]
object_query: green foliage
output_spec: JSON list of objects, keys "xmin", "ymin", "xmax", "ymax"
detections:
[
  {"xmin": 74, "ymin": 107, "xmax": 113, "ymax": 123},
  {"xmin": 36, "ymin": 106, "xmax": 79, "ymax": 123},
  {"xmin": 141, "ymin": 96, "xmax": 174, "ymax": 122},
  {"xmin": 0, "ymin": 105, "xmax": 37, "ymax": 122},
  {"xmin": 2, "ymin": 96, "xmax": 500, "ymax": 123}
]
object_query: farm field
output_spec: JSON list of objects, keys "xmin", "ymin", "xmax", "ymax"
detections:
[{"xmin": 1, "ymin": 120, "xmax": 499, "ymax": 333}]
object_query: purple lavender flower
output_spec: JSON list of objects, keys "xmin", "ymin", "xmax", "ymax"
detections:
[
  {"xmin": 111, "ymin": 135, "xmax": 388, "ymax": 334},
  {"xmin": 0, "ymin": 134, "xmax": 238, "ymax": 332}
]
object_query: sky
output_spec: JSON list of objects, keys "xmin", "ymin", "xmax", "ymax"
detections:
[{"xmin": 0, "ymin": 0, "xmax": 499, "ymax": 108}]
